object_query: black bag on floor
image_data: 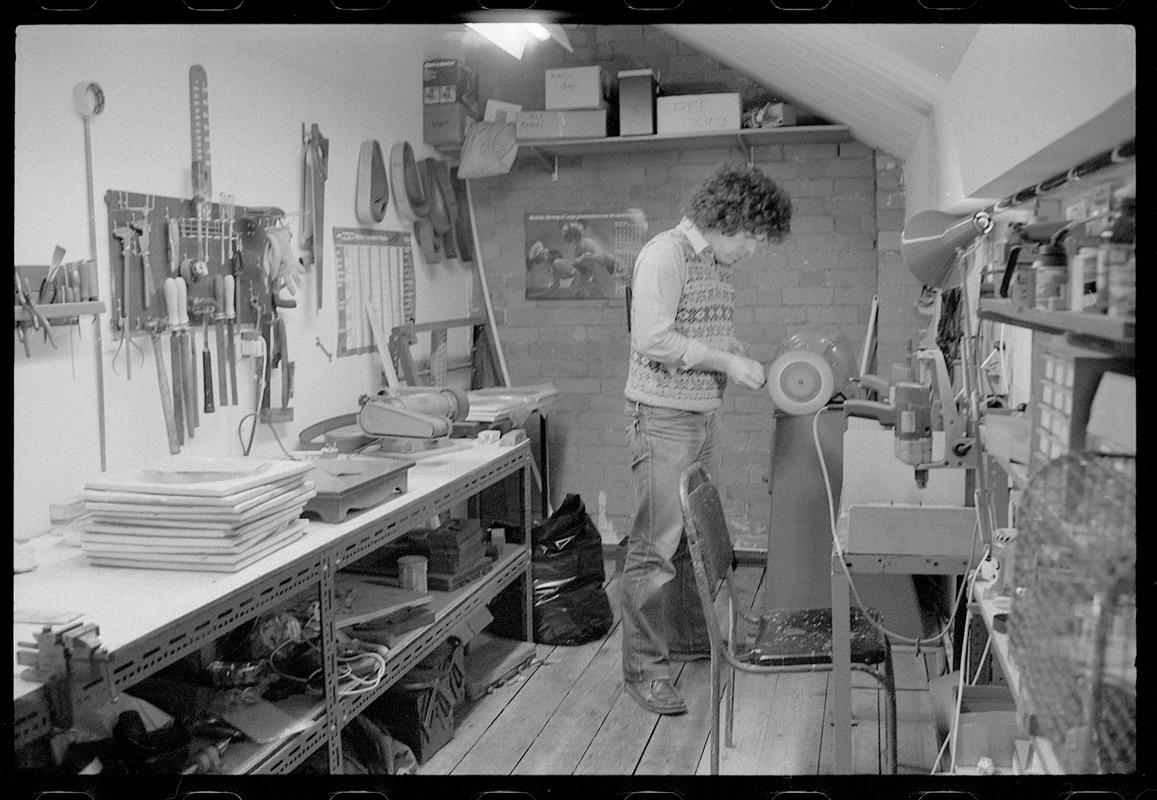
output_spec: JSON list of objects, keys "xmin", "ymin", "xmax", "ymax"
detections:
[
  {"xmin": 489, "ymin": 493, "xmax": 613, "ymax": 645},
  {"xmin": 529, "ymin": 494, "xmax": 612, "ymax": 645}
]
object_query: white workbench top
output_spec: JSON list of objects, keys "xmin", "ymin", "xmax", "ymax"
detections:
[{"xmin": 13, "ymin": 440, "xmax": 529, "ymax": 703}]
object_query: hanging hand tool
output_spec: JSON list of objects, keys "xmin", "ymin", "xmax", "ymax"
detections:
[
  {"xmin": 302, "ymin": 123, "xmax": 328, "ymax": 311},
  {"xmin": 224, "ymin": 274, "xmax": 238, "ymax": 406},
  {"xmin": 111, "ymin": 225, "xmax": 144, "ymax": 379},
  {"xmin": 40, "ymin": 245, "xmax": 67, "ymax": 303},
  {"xmin": 213, "ymin": 276, "xmax": 229, "ymax": 407},
  {"xmin": 162, "ymin": 278, "xmax": 186, "ymax": 445},
  {"xmin": 177, "ymin": 276, "xmax": 197, "ymax": 434},
  {"xmin": 260, "ymin": 290, "xmax": 294, "ymax": 423},
  {"xmin": 74, "ymin": 80, "xmax": 108, "ymax": 471},
  {"xmin": 201, "ymin": 310, "xmax": 215, "ymax": 414},
  {"xmin": 167, "ymin": 214, "xmax": 181, "ymax": 274},
  {"xmin": 130, "ymin": 207, "xmax": 156, "ymax": 311},
  {"xmin": 15, "ymin": 273, "xmax": 56, "ymax": 356},
  {"xmin": 189, "ymin": 65, "xmax": 212, "ymax": 283},
  {"xmin": 147, "ymin": 319, "xmax": 180, "ymax": 455}
]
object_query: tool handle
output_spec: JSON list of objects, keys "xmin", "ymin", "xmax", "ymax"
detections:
[
  {"xmin": 226, "ymin": 320, "xmax": 239, "ymax": 406},
  {"xmin": 203, "ymin": 347, "xmax": 215, "ymax": 414},
  {"xmin": 214, "ymin": 324, "xmax": 228, "ymax": 409},
  {"xmin": 276, "ymin": 319, "xmax": 292, "ymax": 408},
  {"xmin": 202, "ymin": 319, "xmax": 215, "ymax": 414},
  {"xmin": 163, "ymin": 277, "xmax": 180, "ymax": 329},
  {"xmin": 223, "ymin": 274, "xmax": 236, "ymax": 320},
  {"xmin": 141, "ymin": 251, "xmax": 155, "ymax": 309},
  {"xmin": 189, "ymin": 330, "xmax": 200, "ymax": 430},
  {"xmin": 260, "ymin": 318, "xmax": 273, "ymax": 413},
  {"xmin": 170, "ymin": 332, "xmax": 186, "ymax": 445},
  {"xmin": 175, "ymin": 277, "xmax": 190, "ymax": 326},
  {"xmin": 79, "ymin": 260, "xmax": 97, "ymax": 301},
  {"xmin": 168, "ymin": 218, "xmax": 181, "ymax": 273},
  {"xmin": 152, "ymin": 333, "xmax": 180, "ymax": 454},
  {"xmin": 179, "ymin": 332, "xmax": 197, "ymax": 436}
]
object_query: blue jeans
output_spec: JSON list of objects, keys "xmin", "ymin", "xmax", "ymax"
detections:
[{"xmin": 621, "ymin": 401, "xmax": 718, "ymax": 683}]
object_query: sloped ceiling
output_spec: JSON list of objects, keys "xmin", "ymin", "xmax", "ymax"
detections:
[{"xmin": 658, "ymin": 24, "xmax": 980, "ymax": 162}]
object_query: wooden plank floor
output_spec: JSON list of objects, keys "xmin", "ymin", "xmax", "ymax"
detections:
[{"xmin": 421, "ymin": 560, "xmax": 941, "ymax": 776}]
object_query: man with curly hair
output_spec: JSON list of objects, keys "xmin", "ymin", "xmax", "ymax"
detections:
[{"xmin": 621, "ymin": 163, "xmax": 792, "ymax": 715}]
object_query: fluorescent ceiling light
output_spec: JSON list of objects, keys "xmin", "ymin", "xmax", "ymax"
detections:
[
  {"xmin": 466, "ymin": 23, "xmax": 528, "ymax": 59},
  {"xmin": 466, "ymin": 21, "xmax": 573, "ymax": 59},
  {"xmin": 523, "ymin": 23, "xmax": 551, "ymax": 42}
]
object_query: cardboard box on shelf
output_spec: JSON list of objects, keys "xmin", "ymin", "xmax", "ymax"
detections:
[
  {"xmin": 545, "ymin": 65, "xmax": 606, "ymax": 110},
  {"xmin": 762, "ymin": 101, "xmax": 797, "ymax": 127},
  {"xmin": 423, "ymin": 59, "xmax": 479, "ymax": 106},
  {"xmin": 617, "ymin": 69, "xmax": 657, "ymax": 136},
  {"xmin": 656, "ymin": 92, "xmax": 741, "ymax": 135},
  {"xmin": 424, "ymin": 102, "xmax": 476, "ymax": 149},
  {"xmin": 516, "ymin": 108, "xmax": 608, "ymax": 140}
]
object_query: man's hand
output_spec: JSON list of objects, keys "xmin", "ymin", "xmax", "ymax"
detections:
[{"xmin": 727, "ymin": 353, "xmax": 767, "ymax": 390}]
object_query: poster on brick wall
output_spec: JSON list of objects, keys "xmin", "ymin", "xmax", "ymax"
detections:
[{"xmin": 524, "ymin": 211, "xmax": 645, "ymax": 301}]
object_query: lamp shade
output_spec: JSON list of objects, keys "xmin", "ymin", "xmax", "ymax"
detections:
[{"xmin": 901, "ymin": 210, "xmax": 993, "ymax": 288}]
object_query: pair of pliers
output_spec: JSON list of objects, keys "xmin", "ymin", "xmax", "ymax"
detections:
[{"xmin": 15, "ymin": 273, "xmax": 55, "ymax": 354}]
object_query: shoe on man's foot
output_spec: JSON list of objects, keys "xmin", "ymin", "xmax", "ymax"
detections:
[
  {"xmin": 669, "ymin": 649, "xmax": 711, "ymax": 662},
  {"xmin": 624, "ymin": 677, "xmax": 687, "ymax": 715}
]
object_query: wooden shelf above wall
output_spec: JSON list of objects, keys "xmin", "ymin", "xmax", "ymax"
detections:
[
  {"xmin": 435, "ymin": 124, "xmax": 854, "ymax": 165},
  {"xmin": 518, "ymin": 124, "xmax": 853, "ymax": 158}
]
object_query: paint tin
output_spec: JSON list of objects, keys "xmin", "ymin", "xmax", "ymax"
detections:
[{"xmin": 398, "ymin": 555, "xmax": 428, "ymax": 593}]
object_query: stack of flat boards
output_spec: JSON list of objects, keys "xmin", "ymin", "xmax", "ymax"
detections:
[
  {"xmin": 465, "ymin": 383, "xmax": 559, "ymax": 424},
  {"xmin": 81, "ymin": 458, "xmax": 316, "ymax": 572}
]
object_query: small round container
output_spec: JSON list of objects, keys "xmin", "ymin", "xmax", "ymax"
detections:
[
  {"xmin": 398, "ymin": 555, "xmax": 428, "ymax": 593},
  {"xmin": 1010, "ymin": 266, "xmax": 1036, "ymax": 312},
  {"xmin": 1031, "ymin": 242, "xmax": 1067, "ymax": 311}
]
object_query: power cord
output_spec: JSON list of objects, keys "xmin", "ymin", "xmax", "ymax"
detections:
[
  {"xmin": 238, "ymin": 334, "xmax": 269, "ymax": 456},
  {"xmin": 266, "ymin": 631, "xmax": 387, "ymax": 698},
  {"xmin": 234, "ymin": 334, "xmax": 301, "ymax": 461}
]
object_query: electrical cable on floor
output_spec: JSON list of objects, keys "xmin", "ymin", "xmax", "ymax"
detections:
[{"xmin": 813, "ymin": 406, "xmax": 987, "ymax": 649}]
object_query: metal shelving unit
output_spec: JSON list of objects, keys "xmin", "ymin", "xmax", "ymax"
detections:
[
  {"xmin": 13, "ymin": 441, "xmax": 534, "ymax": 774},
  {"xmin": 978, "ymin": 298, "xmax": 1134, "ymax": 350}
]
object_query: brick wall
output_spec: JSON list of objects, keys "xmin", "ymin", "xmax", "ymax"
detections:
[{"xmin": 461, "ymin": 26, "xmax": 907, "ymax": 539}]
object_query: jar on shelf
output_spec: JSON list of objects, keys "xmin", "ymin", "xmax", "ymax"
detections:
[
  {"xmin": 1031, "ymin": 242, "xmax": 1067, "ymax": 311},
  {"xmin": 1107, "ymin": 251, "xmax": 1135, "ymax": 319}
]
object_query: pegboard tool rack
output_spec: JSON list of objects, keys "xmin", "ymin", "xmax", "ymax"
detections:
[
  {"xmin": 14, "ymin": 442, "xmax": 533, "ymax": 775},
  {"xmin": 103, "ymin": 189, "xmax": 287, "ymax": 333}
]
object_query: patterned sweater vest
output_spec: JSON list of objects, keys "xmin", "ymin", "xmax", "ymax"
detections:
[{"xmin": 625, "ymin": 228, "xmax": 734, "ymax": 411}]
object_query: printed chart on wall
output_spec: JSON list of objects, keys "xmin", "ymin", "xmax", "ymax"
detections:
[
  {"xmin": 334, "ymin": 227, "xmax": 415, "ymax": 358},
  {"xmin": 524, "ymin": 211, "xmax": 645, "ymax": 301}
]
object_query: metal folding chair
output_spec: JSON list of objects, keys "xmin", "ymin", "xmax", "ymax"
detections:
[{"xmin": 678, "ymin": 461, "xmax": 897, "ymax": 774}]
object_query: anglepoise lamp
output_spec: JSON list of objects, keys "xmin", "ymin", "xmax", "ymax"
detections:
[
  {"xmin": 897, "ymin": 207, "xmax": 998, "ymax": 544},
  {"xmin": 900, "ymin": 210, "xmax": 993, "ymax": 289}
]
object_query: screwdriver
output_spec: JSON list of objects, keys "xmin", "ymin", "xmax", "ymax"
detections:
[{"xmin": 202, "ymin": 312, "xmax": 215, "ymax": 414}]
